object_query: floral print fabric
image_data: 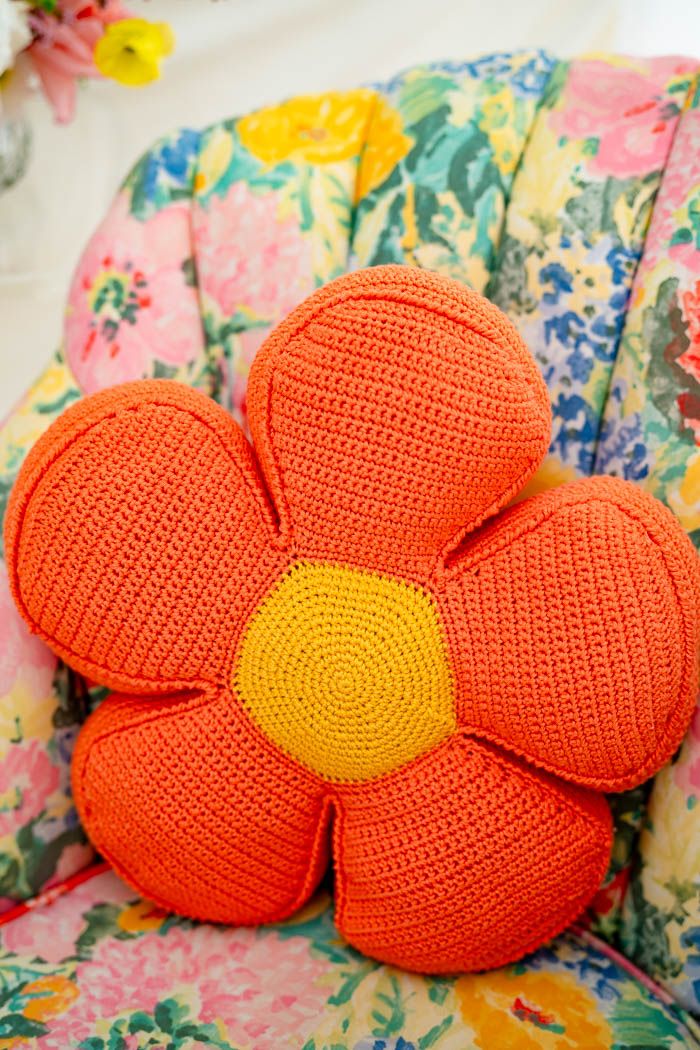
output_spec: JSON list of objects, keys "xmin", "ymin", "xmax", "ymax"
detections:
[
  {"xmin": 596, "ymin": 75, "xmax": 700, "ymax": 547},
  {"xmin": 0, "ymin": 47, "xmax": 699, "ymax": 1029},
  {"xmin": 352, "ymin": 51, "xmax": 556, "ymax": 291},
  {"xmin": 594, "ymin": 76, "xmax": 700, "ymax": 1014},
  {"xmin": 0, "ymin": 359, "xmax": 89, "ymax": 909},
  {"xmin": 0, "ymin": 867, "xmax": 697, "ymax": 1050},
  {"xmin": 64, "ymin": 126, "xmax": 213, "ymax": 395},
  {"xmin": 489, "ymin": 54, "xmax": 698, "ymax": 483}
]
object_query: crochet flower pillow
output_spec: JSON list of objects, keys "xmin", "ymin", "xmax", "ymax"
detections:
[{"xmin": 6, "ymin": 266, "xmax": 699, "ymax": 974}]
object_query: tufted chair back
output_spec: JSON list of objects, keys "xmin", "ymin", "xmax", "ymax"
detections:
[{"xmin": 0, "ymin": 49, "xmax": 698, "ymax": 1015}]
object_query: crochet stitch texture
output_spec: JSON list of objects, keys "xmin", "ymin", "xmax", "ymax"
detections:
[{"xmin": 6, "ymin": 265, "xmax": 700, "ymax": 973}]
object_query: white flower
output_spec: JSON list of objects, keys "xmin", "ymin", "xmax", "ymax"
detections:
[{"xmin": 0, "ymin": 0, "xmax": 31, "ymax": 79}]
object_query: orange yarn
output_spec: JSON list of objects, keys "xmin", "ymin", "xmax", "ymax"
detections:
[{"xmin": 5, "ymin": 265, "xmax": 700, "ymax": 974}]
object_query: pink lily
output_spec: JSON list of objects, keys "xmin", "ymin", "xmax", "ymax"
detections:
[{"xmin": 27, "ymin": 1, "xmax": 130, "ymax": 123}]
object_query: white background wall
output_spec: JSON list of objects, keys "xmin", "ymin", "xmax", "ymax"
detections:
[{"xmin": 1, "ymin": 0, "xmax": 699, "ymax": 416}]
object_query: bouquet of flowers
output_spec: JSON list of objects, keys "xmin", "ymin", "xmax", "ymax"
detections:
[{"xmin": 0, "ymin": 0, "xmax": 173, "ymax": 123}]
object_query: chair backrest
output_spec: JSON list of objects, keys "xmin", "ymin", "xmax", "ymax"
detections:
[{"xmin": 0, "ymin": 48, "xmax": 698, "ymax": 1013}]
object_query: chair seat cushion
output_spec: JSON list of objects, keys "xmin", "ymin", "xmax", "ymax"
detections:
[{"xmin": 0, "ymin": 865, "xmax": 697, "ymax": 1050}]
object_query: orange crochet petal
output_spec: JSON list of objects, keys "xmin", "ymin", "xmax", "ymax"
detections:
[
  {"xmin": 72, "ymin": 687, "xmax": 330, "ymax": 923},
  {"xmin": 5, "ymin": 380, "xmax": 288, "ymax": 694},
  {"xmin": 438, "ymin": 477, "xmax": 700, "ymax": 792},
  {"xmin": 247, "ymin": 265, "xmax": 551, "ymax": 582},
  {"xmin": 333, "ymin": 733, "xmax": 611, "ymax": 973}
]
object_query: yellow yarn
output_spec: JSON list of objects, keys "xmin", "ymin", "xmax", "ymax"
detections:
[{"xmin": 234, "ymin": 561, "xmax": 456, "ymax": 781}]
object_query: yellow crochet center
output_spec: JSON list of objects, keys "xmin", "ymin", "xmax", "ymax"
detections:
[{"xmin": 234, "ymin": 561, "xmax": 456, "ymax": 781}]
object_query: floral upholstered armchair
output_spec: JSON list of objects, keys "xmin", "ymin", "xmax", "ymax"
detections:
[{"xmin": 0, "ymin": 49, "xmax": 699, "ymax": 1049}]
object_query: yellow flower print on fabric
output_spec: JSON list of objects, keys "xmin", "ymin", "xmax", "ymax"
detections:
[
  {"xmin": 507, "ymin": 118, "xmax": 582, "ymax": 244},
  {"xmin": 0, "ymin": 354, "xmax": 79, "ymax": 473},
  {"xmin": 514, "ymin": 454, "xmax": 580, "ymax": 504},
  {"xmin": 117, "ymin": 899, "xmax": 168, "ymax": 934},
  {"xmin": 671, "ymin": 452, "xmax": 700, "ymax": 535},
  {"xmin": 194, "ymin": 127, "xmax": 234, "ymax": 195},
  {"xmin": 0, "ymin": 681, "xmax": 55, "ymax": 752},
  {"xmin": 356, "ymin": 95, "xmax": 413, "ymax": 200},
  {"xmin": 457, "ymin": 968, "xmax": 612, "ymax": 1050},
  {"xmin": 237, "ymin": 90, "xmax": 377, "ymax": 167},
  {"xmin": 475, "ymin": 86, "xmax": 521, "ymax": 177},
  {"xmin": 21, "ymin": 975, "xmax": 79, "ymax": 1023}
]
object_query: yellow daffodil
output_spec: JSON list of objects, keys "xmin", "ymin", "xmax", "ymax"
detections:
[{"xmin": 94, "ymin": 18, "xmax": 174, "ymax": 88}]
